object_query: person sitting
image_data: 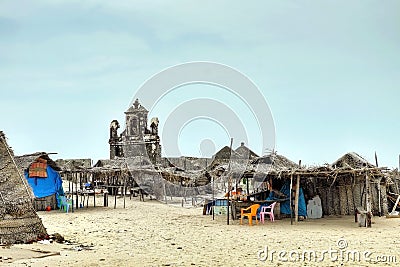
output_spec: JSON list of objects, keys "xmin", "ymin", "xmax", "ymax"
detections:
[{"xmin": 224, "ymin": 187, "xmax": 243, "ymax": 199}]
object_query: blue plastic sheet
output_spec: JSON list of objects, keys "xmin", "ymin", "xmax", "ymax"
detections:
[
  {"xmin": 25, "ymin": 166, "xmax": 64, "ymax": 207},
  {"xmin": 279, "ymin": 181, "xmax": 307, "ymax": 217}
]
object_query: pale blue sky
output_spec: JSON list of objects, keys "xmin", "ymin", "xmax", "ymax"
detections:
[{"xmin": 0, "ymin": 1, "xmax": 399, "ymax": 167}]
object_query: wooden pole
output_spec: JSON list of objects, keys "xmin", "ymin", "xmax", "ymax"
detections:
[
  {"xmin": 75, "ymin": 173, "xmax": 79, "ymax": 210},
  {"xmin": 290, "ymin": 174, "xmax": 293, "ymax": 225},
  {"xmin": 365, "ymin": 171, "xmax": 372, "ymax": 227},
  {"xmin": 294, "ymin": 160, "xmax": 301, "ymax": 223},
  {"xmin": 246, "ymin": 177, "xmax": 249, "ymax": 196},
  {"xmin": 227, "ymin": 137, "xmax": 233, "ymax": 225},
  {"xmin": 114, "ymin": 186, "xmax": 117, "ymax": 209},
  {"xmin": 123, "ymin": 174, "xmax": 126, "ymax": 209},
  {"xmin": 227, "ymin": 178, "xmax": 231, "ymax": 225},
  {"xmin": 295, "ymin": 174, "xmax": 300, "ymax": 223},
  {"xmin": 86, "ymin": 173, "xmax": 89, "ymax": 209},
  {"xmin": 212, "ymin": 175, "xmax": 215, "ymax": 220},
  {"xmin": 374, "ymin": 154, "xmax": 382, "ymax": 216},
  {"xmin": 79, "ymin": 173, "xmax": 82, "ymax": 208},
  {"xmin": 71, "ymin": 177, "xmax": 74, "ymax": 213},
  {"xmin": 377, "ymin": 178, "xmax": 382, "ymax": 217}
]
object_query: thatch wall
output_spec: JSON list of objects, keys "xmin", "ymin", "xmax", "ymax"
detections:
[
  {"xmin": 0, "ymin": 131, "xmax": 47, "ymax": 244},
  {"xmin": 306, "ymin": 174, "xmax": 387, "ymax": 216}
]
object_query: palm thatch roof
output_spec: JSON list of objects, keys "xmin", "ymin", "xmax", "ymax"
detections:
[
  {"xmin": 15, "ymin": 152, "xmax": 61, "ymax": 172},
  {"xmin": 93, "ymin": 157, "xmax": 152, "ymax": 170},
  {"xmin": 163, "ymin": 156, "xmax": 211, "ymax": 171},
  {"xmin": 213, "ymin": 146, "xmax": 241, "ymax": 160},
  {"xmin": 331, "ymin": 152, "xmax": 375, "ymax": 169},
  {"xmin": 234, "ymin": 143, "xmax": 259, "ymax": 160},
  {"xmin": 56, "ymin": 158, "xmax": 92, "ymax": 172},
  {"xmin": 0, "ymin": 131, "xmax": 47, "ymax": 244},
  {"xmin": 209, "ymin": 146, "xmax": 243, "ymax": 169},
  {"xmin": 250, "ymin": 152, "xmax": 299, "ymax": 173}
]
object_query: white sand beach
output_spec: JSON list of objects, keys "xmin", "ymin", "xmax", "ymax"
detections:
[{"xmin": 2, "ymin": 196, "xmax": 400, "ymax": 267}]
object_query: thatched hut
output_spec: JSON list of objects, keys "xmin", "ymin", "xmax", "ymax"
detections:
[
  {"xmin": 162, "ymin": 156, "xmax": 211, "ymax": 171},
  {"xmin": 304, "ymin": 152, "xmax": 389, "ymax": 217},
  {"xmin": 0, "ymin": 131, "xmax": 47, "ymax": 244},
  {"xmin": 234, "ymin": 142, "xmax": 259, "ymax": 160},
  {"xmin": 240, "ymin": 152, "xmax": 300, "ymax": 194},
  {"xmin": 15, "ymin": 153, "xmax": 64, "ymax": 211},
  {"xmin": 227, "ymin": 151, "xmax": 390, "ymax": 221},
  {"xmin": 56, "ymin": 158, "xmax": 92, "ymax": 172}
]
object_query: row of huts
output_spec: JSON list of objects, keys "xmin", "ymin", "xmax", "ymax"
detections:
[
  {"xmin": 212, "ymin": 149, "xmax": 398, "ymax": 218},
  {"xmin": 3, "ymin": 133, "xmax": 400, "ymax": 218},
  {"xmin": 1, "ymin": 128, "xmax": 400, "ymax": 243}
]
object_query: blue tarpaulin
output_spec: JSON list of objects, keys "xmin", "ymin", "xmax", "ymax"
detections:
[
  {"xmin": 279, "ymin": 181, "xmax": 307, "ymax": 217},
  {"xmin": 25, "ymin": 165, "xmax": 64, "ymax": 207}
]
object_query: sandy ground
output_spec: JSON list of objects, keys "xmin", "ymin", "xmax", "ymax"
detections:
[{"xmin": 2, "ymin": 195, "xmax": 400, "ymax": 267}]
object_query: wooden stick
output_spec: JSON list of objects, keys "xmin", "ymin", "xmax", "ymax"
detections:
[
  {"xmin": 71, "ymin": 179, "xmax": 74, "ymax": 213},
  {"xmin": 295, "ymin": 174, "xmax": 300, "ymax": 223},
  {"xmin": 123, "ymin": 174, "xmax": 126, "ymax": 209},
  {"xmin": 365, "ymin": 171, "xmax": 372, "ymax": 227},
  {"xmin": 114, "ymin": 187, "xmax": 117, "ymax": 209},
  {"xmin": 75, "ymin": 173, "xmax": 79, "ymax": 210},
  {"xmin": 227, "ymin": 137, "xmax": 233, "ymax": 226},
  {"xmin": 212, "ymin": 175, "xmax": 215, "ymax": 220},
  {"xmin": 290, "ymin": 174, "xmax": 293, "ymax": 225},
  {"xmin": 377, "ymin": 178, "xmax": 382, "ymax": 216}
]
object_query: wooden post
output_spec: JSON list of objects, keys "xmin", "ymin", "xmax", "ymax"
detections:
[
  {"xmin": 75, "ymin": 173, "xmax": 79, "ymax": 210},
  {"xmin": 212, "ymin": 175, "xmax": 215, "ymax": 220},
  {"xmin": 227, "ymin": 177, "xmax": 231, "ymax": 225},
  {"xmin": 85, "ymin": 173, "xmax": 89, "ymax": 209},
  {"xmin": 295, "ymin": 174, "xmax": 300, "ymax": 223},
  {"xmin": 294, "ymin": 160, "xmax": 301, "ymax": 223},
  {"xmin": 79, "ymin": 173, "xmax": 82, "ymax": 208},
  {"xmin": 123, "ymin": 174, "xmax": 126, "ymax": 209},
  {"xmin": 246, "ymin": 177, "xmax": 250, "ymax": 196},
  {"xmin": 114, "ymin": 187, "xmax": 117, "ymax": 209},
  {"xmin": 377, "ymin": 178, "xmax": 382, "ymax": 217},
  {"xmin": 290, "ymin": 174, "xmax": 293, "ymax": 225},
  {"xmin": 365, "ymin": 171, "xmax": 372, "ymax": 227},
  {"xmin": 71, "ymin": 177, "xmax": 74, "ymax": 213},
  {"xmin": 227, "ymin": 137, "xmax": 233, "ymax": 225}
]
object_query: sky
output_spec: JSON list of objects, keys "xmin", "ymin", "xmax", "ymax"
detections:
[{"xmin": 0, "ymin": 0, "xmax": 399, "ymax": 168}]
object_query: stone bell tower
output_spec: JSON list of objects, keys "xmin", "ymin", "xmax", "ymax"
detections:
[
  {"xmin": 124, "ymin": 98, "xmax": 148, "ymax": 140},
  {"xmin": 119, "ymin": 99, "xmax": 161, "ymax": 164}
]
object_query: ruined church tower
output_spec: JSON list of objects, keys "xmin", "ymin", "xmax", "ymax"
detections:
[{"xmin": 109, "ymin": 99, "xmax": 161, "ymax": 164}]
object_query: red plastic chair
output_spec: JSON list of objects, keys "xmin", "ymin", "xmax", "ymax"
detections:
[
  {"xmin": 240, "ymin": 204, "xmax": 260, "ymax": 226},
  {"xmin": 260, "ymin": 202, "xmax": 277, "ymax": 223}
]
